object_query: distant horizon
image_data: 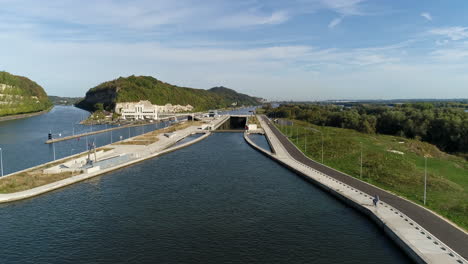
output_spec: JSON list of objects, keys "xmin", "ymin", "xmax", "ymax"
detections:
[{"xmin": 2, "ymin": 0, "xmax": 468, "ymax": 100}]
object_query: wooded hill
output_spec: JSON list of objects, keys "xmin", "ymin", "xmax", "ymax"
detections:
[
  {"xmin": 76, "ymin": 75, "xmax": 261, "ymax": 112},
  {"xmin": 0, "ymin": 71, "xmax": 51, "ymax": 117}
]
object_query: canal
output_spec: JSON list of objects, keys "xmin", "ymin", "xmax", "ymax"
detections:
[
  {"xmin": 0, "ymin": 131, "xmax": 411, "ymax": 263},
  {"xmin": 0, "ymin": 106, "xmax": 175, "ymax": 175}
]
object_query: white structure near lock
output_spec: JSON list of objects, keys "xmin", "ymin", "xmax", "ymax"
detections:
[
  {"xmin": 115, "ymin": 100, "xmax": 194, "ymax": 120},
  {"xmin": 115, "ymin": 100, "xmax": 158, "ymax": 120}
]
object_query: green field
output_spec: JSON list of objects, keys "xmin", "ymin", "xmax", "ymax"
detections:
[{"xmin": 275, "ymin": 119, "xmax": 468, "ymax": 231}]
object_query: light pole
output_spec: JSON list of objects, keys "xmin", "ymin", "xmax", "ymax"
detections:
[
  {"xmin": 306, "ymin": 127, "xmax": 324, "ymax": 163},
  {"xmin": 52, "ymin": 142, "xmax": 56, "ymax": 161},
  {"xmin": 424, "ymin": 156, "xmax": 428, "ymax": 205},
  {"xmin": 0, "ymin": 147, "xmax": 3, "ymax": 177},
  {"xmin": 304, "ymin": 130, "xmax": 307, "ymax": 154},
  {"xmin": 110, "ymin": 130, "xmax": 113, "ymax": 143},
  {"xmin": 296, "ymin": 127, "xmax": 299, "ymax": 144},
  {"xmin": 360, "ymin": 142, "xmax": 363, "ymax": 179}
]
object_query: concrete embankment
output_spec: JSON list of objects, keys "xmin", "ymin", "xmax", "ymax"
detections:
[
  {"xmin": 244, "ymin": 116, "xmax": 468, "ymax": 264},
  {"xmin": 0, "ymin": 116, "xmax": 230, "ymax": 203},
  {"xmin": 0, "ymin": 131, "xmax": 210, "ymax": 203}
]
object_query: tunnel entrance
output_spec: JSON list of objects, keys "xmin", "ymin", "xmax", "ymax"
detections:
[{"xmin": 216, "ymin": 116, "xmax": 247, "ymax": 132}]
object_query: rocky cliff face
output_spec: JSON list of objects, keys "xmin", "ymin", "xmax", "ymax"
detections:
[
  {"xmin": 0, "ymin": 72, "xmax": 51, "ymax": 117},
  {"xmin": 75, "ymin": 87, "xmax": 118, "ymax": 111}
]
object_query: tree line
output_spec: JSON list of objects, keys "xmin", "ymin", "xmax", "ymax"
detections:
[{"xmin": 264, "ymin": 103, "xmax": 468, "ymax": 154}]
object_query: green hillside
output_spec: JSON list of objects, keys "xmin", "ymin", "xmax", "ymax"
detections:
[
  {"xmin": 0, "ymin": 71, "xmax": 52, "ymax": 117},
  {"xmin": 76, "ymin": 75, "xmax": 260, "ymax": 112},
  {"xmin": 276, "ymin": 119, "xmax": 468, "ymax": 230}
]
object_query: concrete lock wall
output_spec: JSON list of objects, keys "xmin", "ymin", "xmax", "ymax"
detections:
[{"xmin": 217, "ymin": 116, "xmax": 247, "ymax": 130}]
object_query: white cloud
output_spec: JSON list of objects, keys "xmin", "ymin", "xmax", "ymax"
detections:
[
  {"xmin": 328, "ymin": 17, "xmax": 343, "ymax": 28},
  {"xmin": 322, "ymin": 0, "xmax": 367, "ymax": 16},
  {"xmin": 429, "ymin": 27, "xmax": 468, "ymax": 41},
  {"xmin": 420, "ymin": 12, "xmax": 432, "ymax": 21},
  {"xmin": 431, "ymin": 45, "xmax": 468, "ymax": 61}
]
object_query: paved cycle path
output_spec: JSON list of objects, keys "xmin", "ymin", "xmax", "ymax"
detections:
[{"xmin": 260, "ymin": 115, "xmax": 468, "ymax": 260}]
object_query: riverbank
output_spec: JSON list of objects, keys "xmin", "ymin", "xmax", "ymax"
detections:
[
  {"xmin": 0, "ymin": 107, "xmax": 52, "ymax": 122},
  {"xmin": 0, "ymin": 116, "xmax": 228, "ymax": 202},
  {"xmin": 249, "ymin": 115, "xmax": 467, "ymax": 263}
]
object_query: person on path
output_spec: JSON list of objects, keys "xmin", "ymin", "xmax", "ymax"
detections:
[{"xmin": 373, "ymin": 195, "xmax": 380, "ymax": 207}]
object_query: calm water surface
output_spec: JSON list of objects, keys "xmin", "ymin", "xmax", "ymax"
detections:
[
  {"xmin": 248, "ymin": 134, "xmax": 272, "ymax": 152},
  {"xmin": 0, "ymin": 131, "xmax": 411, "ymax": 263},
  {"xmin": 0, "ymin": 106, "xmax": 175, "ymax": 174}
]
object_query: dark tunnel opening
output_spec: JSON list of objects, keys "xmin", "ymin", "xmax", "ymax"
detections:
[{"xmin": 217, "ymin": 116, "xmax": 247, "ymax": 131}]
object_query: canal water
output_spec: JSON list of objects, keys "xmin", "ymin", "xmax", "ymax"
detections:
[
  {"xmin": 248, "ymin": 134, "xmax": 272, "ymax": 152},
  {"xmin": 0, "ymin": 106, "xmax": 175, "ymax": 175},
  {"xmin": 0, "ymin": 130, "xmax": 411, "ymax": 263}
]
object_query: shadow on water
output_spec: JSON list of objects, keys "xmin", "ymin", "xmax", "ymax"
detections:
[{"xmin": 0, "ymin": 132, "xmax": 411, "ymax": 264}]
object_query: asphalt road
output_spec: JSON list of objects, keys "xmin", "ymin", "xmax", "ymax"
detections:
[{"xmin": 260, "ymin": 115, "xmax": 468, "ymax": 260}]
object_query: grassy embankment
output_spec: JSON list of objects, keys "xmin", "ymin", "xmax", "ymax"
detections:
[
  {"xmin": 0, "ymin": 147, "xmax": 112, "ymax": 193},
  {"xmin": 275, "ymin": 119, "xmax": 468, "ymax": 231}
]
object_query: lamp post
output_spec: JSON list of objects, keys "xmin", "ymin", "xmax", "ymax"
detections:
[
  {"xmin": 304, "ymin": 130, "xmax": 307, "ymax": 154},
  {"xmin": 424, "ymin": 156, "xmax": 428, "ymax": 205},
  {"xmin": 360, "ymin": 142, "xmax": 363, "ymax": 179},
  {"xmin": 306, "ymin": 127, "xmax": 324, "ymax": 163},
  {"xmin": 0, "ymin": 147, "xmax": 3, "ymax": 177},
  {"xmin": 52, "ymin": 142, "xmax": 56, "ymax": 161},
  {"xmin": 296, "ymin": 127, "xmax": 299, "ymax": 144}
]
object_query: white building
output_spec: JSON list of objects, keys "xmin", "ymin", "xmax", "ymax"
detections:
[
  {"xmin": 115, "ymin": 101, "xmax": 195, "ymax": 120},
  {"xmin": 115, "ymin": 100, "xmax": 158, "ymax": 120},
  {"xmin": 156, "ymin": 103, "xmax": 194, "ymax": 113}
]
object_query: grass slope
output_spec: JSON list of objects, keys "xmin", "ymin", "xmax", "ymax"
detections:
[{"xmin": 276, "ymin": 119, "xmax": 468, "ymax": 231}]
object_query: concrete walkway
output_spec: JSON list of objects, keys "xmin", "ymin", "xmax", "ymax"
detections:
[
  {"xmin": 249, "ymin": 115, "xmax": 467, "ymax": 264},
  {"xmin": 0, "ymin": 116, "xmax": 228, "ymax": 203}
]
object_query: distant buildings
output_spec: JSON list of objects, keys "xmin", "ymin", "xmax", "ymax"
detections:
[{"xmin": 115, "ymin": 100, "xmax": 194, "ymax": 120}]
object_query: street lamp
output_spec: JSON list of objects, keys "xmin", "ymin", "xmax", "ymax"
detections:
[
  {"xmin": 52, "ymin": 142, "xmax": 56, "ymax": 161},
  {"xmin": 306, "ymin": 127, "xmax": 324, "ymax": 164},
  {"xmin": 424, "ymin": 156, "xmax": 428, "ymax": 205},
  {"xmin": 296, "ymin": 127, "xmax": 299, "ymax": 144},
  {"xmin": 304, "ymin": 128, "xmax": 307, "ymax": 154},
  {"xmin": 0, "ymin": 147, "xmax": 3, "ymax": 177},
  {"xmin": 360, "ymin": 142, "xmax": 363, "ymax": 179}
]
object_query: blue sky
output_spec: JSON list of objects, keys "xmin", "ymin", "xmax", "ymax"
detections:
[{"xmin": 1, "ymin": 0, "xmax": 468, "ymax": 100}]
